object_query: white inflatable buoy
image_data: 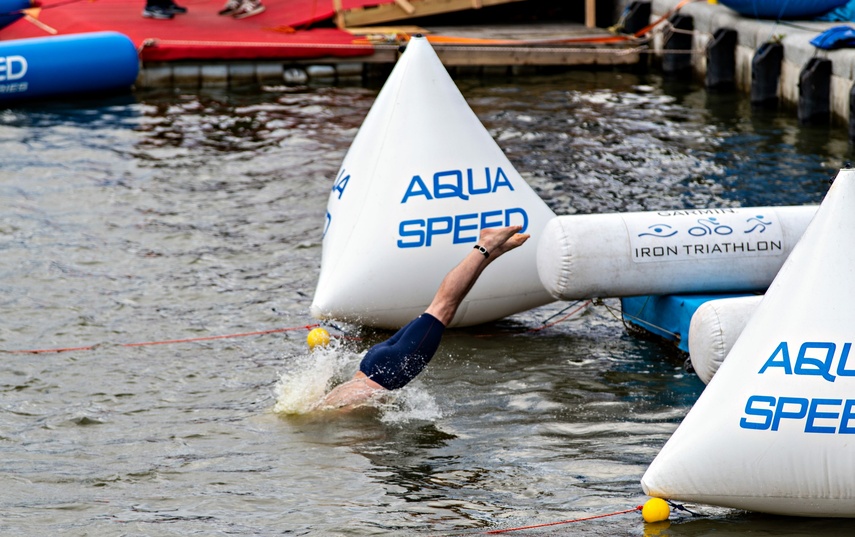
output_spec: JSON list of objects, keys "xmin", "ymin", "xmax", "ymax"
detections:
[
  {"xmin": 311, "ymin": 35, "xmax": 556, "ymax": 328},
  {"xmin": 641, "ymin": 169, "xmax": 855, "ymax": 517},
  {"xmin": 537, "ymin": 206, "xmax": 816, "ymax": 300},
  {"xmin": 688, "ymin": 295, "xmax": 762, "ymax": 384}
]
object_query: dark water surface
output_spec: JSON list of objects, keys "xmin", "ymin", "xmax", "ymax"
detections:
[{"xmin": 2, "ymin": 70, "xmax": 855, "ymax": 536}]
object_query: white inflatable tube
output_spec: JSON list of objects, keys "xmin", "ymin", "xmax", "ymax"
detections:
[
  {"xmin": 537, "ymin": 206, "xmax": 817, "ymax": 300},
  {"xmin": 688, "ymin": 295, "xmax": 762, "ymax": 384}
]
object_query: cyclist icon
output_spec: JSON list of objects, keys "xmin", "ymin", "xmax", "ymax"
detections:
[{"xmin": 688, "ymin": 217, "xmax": 733, "ymax": 236}]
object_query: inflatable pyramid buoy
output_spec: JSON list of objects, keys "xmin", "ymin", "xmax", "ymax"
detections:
[
  {"xmin": 310, "ymin": 35, "xmax": 556, "ymax": 328},
  {"xmin": 641, "ymin": 169, "xmax": 855, "ymax": 517}
]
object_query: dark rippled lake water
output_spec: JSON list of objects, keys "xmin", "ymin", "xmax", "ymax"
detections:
[{"xmin": 2, "ymin": 69, "xmax": 855, "ymax": 536}]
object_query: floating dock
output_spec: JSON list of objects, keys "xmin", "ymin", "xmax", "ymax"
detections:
[
  {"xmin": 0, "ymin": 0, "xmax": 644, "ymax": 89},
  {"xmin": 4, "ymin": 0, "xmax": 855, "ymax": 140},
  {"xmin": 130, "ymin": 23, "xmax": 646, "ymax": 89},
  {"xmin": 650, "ymin": 0, "xmax": 855, "ymax": 135}
]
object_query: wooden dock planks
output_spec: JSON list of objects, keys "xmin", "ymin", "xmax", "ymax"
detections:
[{"xmin": 334, "ymin": 0, "xmax": 528, "ymax": 28}]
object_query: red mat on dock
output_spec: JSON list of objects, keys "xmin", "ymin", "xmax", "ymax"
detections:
[{"xmin": 0, "ymin": 0, "xmax": 386, "ymax": 61}]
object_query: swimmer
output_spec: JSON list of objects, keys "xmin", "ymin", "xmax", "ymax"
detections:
[{"xmin": 317, "ymin": 225, "xmax": 530, "ymax": 409}]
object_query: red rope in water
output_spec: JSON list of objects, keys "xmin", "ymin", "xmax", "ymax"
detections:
[
  {"xmin": 484, "ymin": 505, "xmax": 643, "ymax": 534},
  {"xmin": 4, "ymin": 301, "xmax": 588, "ymax": 354},
  {"xmin": 3, "ymin": 324, "xmax": 319, "ymax": 355},
  {"xmin": 527, "ymin": 300, "xmax": 592, "ymax": 333}
]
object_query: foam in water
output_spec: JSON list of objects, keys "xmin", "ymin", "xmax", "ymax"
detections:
[
  {"xmin": 272, "ymin": 338, "xmax": 444, "ymax": 422},
  {"xmin": 272, "ymin": 338, "xmax": 355, "ymax": 414},
  {"xmin": 377, "ymin": 386, "xmax": 444, "ymax": 424}
]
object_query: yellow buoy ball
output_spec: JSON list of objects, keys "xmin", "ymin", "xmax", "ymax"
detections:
[
  {"xmin": 307, "ymin": 327, "xmax": 331, "ymax": 350},
  {"xmin": 642, "ymin": 498, "xmax": 670, "ymax": 523}
]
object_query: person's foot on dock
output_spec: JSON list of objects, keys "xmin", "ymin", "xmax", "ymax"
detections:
[
  {"xmin": 231, "ymin": 0, "xmax": 264, "ymax": 18},
  {"xmin": 142, "ymin": 3, "xmax": 174, "ymax": 19},
  {"xmin": 167, "ymin": 0, "xmax": 187, "ymax": 14},
  {"xmin": 218, "ymin": 0, "xmax": 240, "ymax": 15}
]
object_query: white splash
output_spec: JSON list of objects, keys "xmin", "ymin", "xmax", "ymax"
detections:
[
  {"xmin": 272, "ymin": 338, "xmax": 357, "ymax": 415},
  {"xmin": 271, "ymin": 338, "xmax": 445, "ymax": 422}
]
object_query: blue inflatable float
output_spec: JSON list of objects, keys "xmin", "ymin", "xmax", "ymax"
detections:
[
  {"xmin": 718, "ymin": 0, "xmax": 849, "ymax": 19},
  {"xmin": 0, "ymin": 31, "xmax": 139, "ymax": 102},
  {"xmin": 621, "ymin": 293, "xmax": 755, "ymax": 353}
]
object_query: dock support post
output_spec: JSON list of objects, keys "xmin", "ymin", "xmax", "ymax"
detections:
[
  {"xmin": 621, "ymin": 1, "xmax": 651, "ymax": 36},
  {"xmin": 662, "ymin": 14, "xmax": 693, "ymax": 74},
  {"xmin": 848, "ymin": 84, "xmax": 855, "ymax": 140},
  {"xmin": 706, "ymin": 28, "xmax": 737, "ymax": 90},
  {"xmin": 750, "ymin": 42, "xmax": 783, "ymax": 106},
  {"xmin": 798, "ymin": 57, "xmax": 831, "ymax": 125}
]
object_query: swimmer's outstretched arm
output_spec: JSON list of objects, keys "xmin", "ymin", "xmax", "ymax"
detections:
[
  {"xmin": 425, "ymin": 224, "xmax": 529, "ymax": 326},
  {"xmin": 317, "ymin": 225, "xmax": 529, "ymax": 410}
]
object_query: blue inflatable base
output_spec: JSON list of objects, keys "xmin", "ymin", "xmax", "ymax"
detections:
[{"xmin": 621, "ymin": 293, "xmax": 755, "ymax": 353}]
